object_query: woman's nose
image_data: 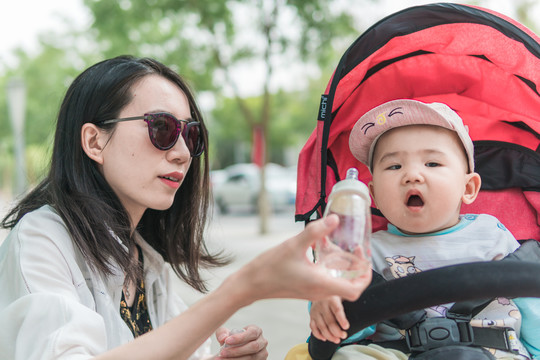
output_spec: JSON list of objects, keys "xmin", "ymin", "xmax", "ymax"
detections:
[{"xmin": 167, "ymin": 136, "xmax": 191, "ymax": 163}]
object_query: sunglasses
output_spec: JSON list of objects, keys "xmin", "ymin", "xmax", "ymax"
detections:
[{"xmin": 98, "ymin": 112, "xmax": 204, "ymax": 157}]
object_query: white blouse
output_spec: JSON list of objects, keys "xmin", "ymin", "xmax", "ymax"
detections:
[{"xmin": 0, "ymin": 205, "xmax": 211, "ymax": 360}]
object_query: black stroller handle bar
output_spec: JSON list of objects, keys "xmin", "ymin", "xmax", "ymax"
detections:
[
  {"xmin": 343, "ymin": 260, "xmax": 540, "ymax": 333},
  {"xmin": 309, "ymin": 258, "xmax": 540, "ymax": 360}
]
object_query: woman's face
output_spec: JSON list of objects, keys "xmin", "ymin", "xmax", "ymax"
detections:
[{"xmin": 99, "ymin": 74, "xmax": 193, "ymax": 225}]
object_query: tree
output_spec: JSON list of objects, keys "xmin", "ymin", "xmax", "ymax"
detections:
[
  {"xmin": 209, "ymin": 74, "xmax": 329, "ymax": 168},
  {"xmin": 0, "ymin": 36, "xmax": 98, "ymax": 191},
  {"xmin": 4, "ymin": 0, "xmax": 530, "ymax": 229},
  {"xmin": 515, "ymin": 0, "xmax": 540, "ymax": 33},
  {"xmin": 85, "ymin": 0, "xmax": 359, "ymax": 233}
]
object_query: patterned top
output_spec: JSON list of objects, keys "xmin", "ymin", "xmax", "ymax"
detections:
[
  {"xmin": 367, "ymin": 214, "xmax": 531, "ymax": 359},
  {"xmin": 119, "ymin": 245, "xmax": 153, "ymax": 337}
]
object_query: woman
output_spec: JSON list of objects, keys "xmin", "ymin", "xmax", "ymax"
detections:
[{"xmin": 0, "ymin": 56, "xmax": 370, "ymax": 360}]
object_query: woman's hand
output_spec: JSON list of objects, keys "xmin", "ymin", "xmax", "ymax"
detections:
[
  {"xmin": 229, "ymin": 214, "xmax": 372, "ymax": 305},
  {"xmin": 215, "ymin": 326, "xmax": 268, "ymax": 359}
]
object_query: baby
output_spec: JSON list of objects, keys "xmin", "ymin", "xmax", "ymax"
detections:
[{"xmin": 309, "ymin": 99, "xmax": 540, "ymax": 359}]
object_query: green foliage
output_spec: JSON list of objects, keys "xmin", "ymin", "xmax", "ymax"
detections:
[
  {"xmin": 5, "ymin": 0, "xmax": 534, "ymax": 194},
  {"xmin": 84, "ymin": 0, "xmax": 358, "ymax": 90},
  {"xmin": 26, "ymin": 143, "xmax": 52, "ymax": 185},
  {"xmin": 0, "ymin": 33, "xmax": 97, "ymax": 190},
  {"xmin": 0, "ymin": 139, "xmax": 14, "ymax": 189},
  {"xmin": 209, "ymin": 74, "xmax": 329, "ymax": 167},
  {"xmin": 515, "ymin": 0, "xmax": 540, "ymax": 34},
  {"xmin": 84, "ymin": 0, "xmax": 360, "ymax": 163},
  {"xmin": 84, "ymin": 0, "xmax": 233, "ymax": 90}
]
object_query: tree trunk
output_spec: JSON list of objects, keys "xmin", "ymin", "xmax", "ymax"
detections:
[
  {"xmin": 256, "ymin": 0, "xmax": 278, "ymax": 235},
  {"xmin": 258, "ymin": 162, "xmax": 270, "ymax": 234}
]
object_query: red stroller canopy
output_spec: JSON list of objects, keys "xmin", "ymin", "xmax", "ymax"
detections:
[{"xmin": 295, "ymin": 3, "xmax": 540, "ymax": 240}]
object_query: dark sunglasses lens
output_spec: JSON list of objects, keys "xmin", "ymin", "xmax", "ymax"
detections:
[
  {"xmin": 150, "ymin": 115, "xmax": 178, "ymax": 149},
  {"xmin": 184, "ymin": 123, "xmax": 203, "ymax": 156},
  {"xmin": 148, "ymin": 113, "xmax": 203, "ymax": 156}
]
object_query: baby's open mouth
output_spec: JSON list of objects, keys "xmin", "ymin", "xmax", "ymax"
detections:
[{"xmin": 407, "ymin": 194, "xmax": 424, "ymax": 207}]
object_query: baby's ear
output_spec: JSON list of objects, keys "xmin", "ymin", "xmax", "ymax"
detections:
[
  {"xmin": 368, "ymin": 180, "xmax": 377, "ymax": 208},
  {"xmin": 462, "ymin": 172, "xmax": 481, "ymax": 205}
]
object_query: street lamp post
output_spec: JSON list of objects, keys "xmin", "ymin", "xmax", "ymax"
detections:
[{"xmin": 6, "ymin": 78, "xmax": 27, "ymax": 196}]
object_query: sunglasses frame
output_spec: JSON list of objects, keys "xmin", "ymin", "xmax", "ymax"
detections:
[{"xmin": 97, "ymin": 112, "xmax": 204, "ymax": 157}]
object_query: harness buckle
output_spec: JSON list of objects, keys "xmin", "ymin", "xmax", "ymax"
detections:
[
  {"xmin": 505, "ymin": 329, "xmax": 522, "ymax": 355},
  {"xmin": 406, "ymin": 317, "xmax": 474, "ymax": 352}
]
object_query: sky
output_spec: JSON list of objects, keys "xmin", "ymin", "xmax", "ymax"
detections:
[
  {"xmin": 0, "ymin": 0, "xmax": 531, "ymax": 61},
  {"xmin": 0, "ymin": 0, "xmax": 90, "ymax": 67},
  {"xmin": 0, "ymin": 0, "xmax": 536, "ymax": 94}
]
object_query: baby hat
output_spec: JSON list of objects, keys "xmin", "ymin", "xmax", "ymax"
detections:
[{"xmin": 349, "ymin": 99, "xmax": 474, "ymax": 173}]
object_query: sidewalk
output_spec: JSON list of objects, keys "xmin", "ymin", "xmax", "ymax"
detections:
[{"xmin": 172, "ymin": 209, "xmax": 311, "ymax": 359}]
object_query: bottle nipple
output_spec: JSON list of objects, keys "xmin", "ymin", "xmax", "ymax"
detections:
[{"xmin": 345, "ymin": 167, "xmax": 359, "ymax": 181}]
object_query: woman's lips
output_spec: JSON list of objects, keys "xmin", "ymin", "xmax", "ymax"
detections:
[{"xmin": 159, "ymin": 171, "xmax": 184, "ymax": 189}]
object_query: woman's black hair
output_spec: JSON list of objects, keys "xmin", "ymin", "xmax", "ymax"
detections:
[{"xmin": 1, "ymin": 55, "xmax": 226, "ymax": 292}]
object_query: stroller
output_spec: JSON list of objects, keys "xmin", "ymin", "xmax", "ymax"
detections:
[{"xmin": 291, "ymin": 3, "xmax": 540, "ymax": 360}]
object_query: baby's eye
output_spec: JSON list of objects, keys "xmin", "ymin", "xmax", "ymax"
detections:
[
  {"xmin": 386, "ymin": 164, "xmax": 401, "ymax": 170},
  {"xmin": 425, "ymin": 162, "xmax": 440, "ymax": 167}
]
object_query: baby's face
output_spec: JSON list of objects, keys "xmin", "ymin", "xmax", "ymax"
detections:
[{"xmin": 369, "ymin": 125, "xmax": 471, "ymax": 234}]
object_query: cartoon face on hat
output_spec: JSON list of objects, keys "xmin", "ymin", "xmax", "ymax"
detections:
[{"xmin": 349, "ymin": 99, "xmax": 475, "ymax": 173}]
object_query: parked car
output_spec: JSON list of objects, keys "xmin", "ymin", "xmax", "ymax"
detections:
[
  {"xmin": 209, "ymin": 169, "xmax": 228, "ymax": 189},
  {"xmin": 212, "ymin": 163, "xmax": 296, "ymax": 214}
]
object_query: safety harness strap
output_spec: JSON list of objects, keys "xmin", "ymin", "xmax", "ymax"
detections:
[
  {"xmin": 472, "ymin": 327, "xmax": 520, "ymax": 354},
  {"xmin": 358, "ymin": 325, "xmax": 518, "ymax": 354},
  {"xmin": 307, "ymin": 242, "xmax": 540, "ymax": 360},
  {"xmin": 358, "ymin": 241, "xmax": 540, "ymax": 356}
]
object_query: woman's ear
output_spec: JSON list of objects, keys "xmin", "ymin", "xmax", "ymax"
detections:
[
  {"xmin": 81, "ymin": 123, "xmax": 107, "ymax": 165},
  {"xmin": 462, "ymin": 172, "xmax": 481, "ymax": 205}
]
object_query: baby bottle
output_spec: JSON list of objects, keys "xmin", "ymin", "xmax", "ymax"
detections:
[{"xmin": 316, "ymin": 168, "xmax": 371, "ymax": 279}]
